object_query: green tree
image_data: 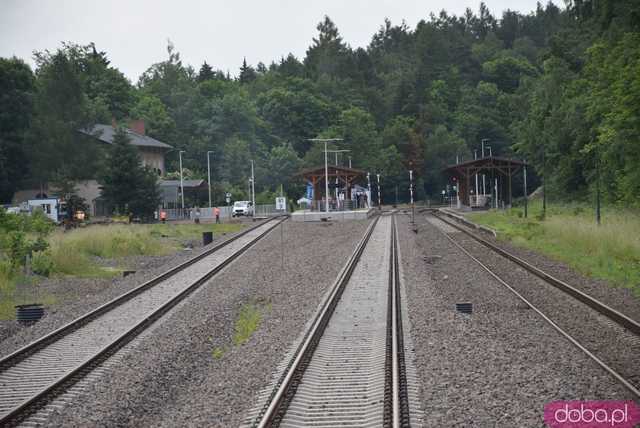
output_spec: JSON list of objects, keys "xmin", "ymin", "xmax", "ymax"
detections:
[
  {"xmin": 197, "ymin": 61, "xmax": 215, "ymax": 82},
  {"xmin": 100, "ymin": 128, "xmax": 160, "ymax": 219},
  {"xmin": 130, "ymin": 93, "xmax": 176, "ymax": 140},
  {"xmin": 239, "ymin": 58, "xmax": 257, "ymax": 84},
  {"xmin": 27, "ymin": 46, "xmax": 109, "ymax": 185},
  {"xmin": 304, "ymin": 16, "xmax": 351, "ymax": 78},
  {"xmin": 0, "ymin": 57, "xmax": 35, "ymax": 203}
]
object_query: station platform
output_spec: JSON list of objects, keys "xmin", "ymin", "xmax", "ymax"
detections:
[{"xmin": 290, "ymin": 208, "xmax": 375, "ymax": 222}]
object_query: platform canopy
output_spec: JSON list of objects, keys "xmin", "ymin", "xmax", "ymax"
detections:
[
  {"xmin": 298, "ymin": 165, "xmax": 366, "ymax": 202},
  {"xmin": 444, "ymin": 156, "xmax": 527, "ymax": 207}
]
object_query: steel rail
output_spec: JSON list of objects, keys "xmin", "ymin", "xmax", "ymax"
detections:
[
  {"xmin": 432, "ymin": 217, "xmax": 640, "ymax": 399},
  {"xmin": 390, "ymin": 215, "xmax": 401, "ymax": 427},
  {"xmin": 0, "ymin": 216, "xmax": 281, "ymax": 371},
  {"xmin": 0, "ymin": 216, "xmax": 286, "ymax": 426},
  {"xmin": 434, "ymin": 212, "xmax": 640, "ymax": 336},
  {"xmin": 392, "ymin": 214, "xmax": 411, "ymax": 427},
  {"xmin": 255, "ymin": 216, "xmax": 380, "ymax": 427},
  {"xmin": 254, "ymin": 213, "xmax": 411, "ymax": 427}
]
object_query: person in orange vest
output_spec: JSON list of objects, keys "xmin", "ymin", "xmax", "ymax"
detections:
[
  {"xmin": 160, "ymin": 210, "xmax": 167, "ymax": 223},
  {"xmin": 214, "ymin": 206, "xmax": 221, "ymax": 224}
]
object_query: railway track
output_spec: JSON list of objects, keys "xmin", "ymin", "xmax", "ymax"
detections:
[
  {"xmin": 428, "ymin": 211, "xmax": 640, "ymax": 399},
  {"xmin": 0, "ymin": 216, "xmax": 286, "ymax": 427},
  {"xmin": 244, "ymin": 213, "xmax": 421, "ymax": 428}
]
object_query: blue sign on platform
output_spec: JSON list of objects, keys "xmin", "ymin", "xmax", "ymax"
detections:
[{"xmin": 306, "ymin": 182, "xmax": 313, "ymax": 200}]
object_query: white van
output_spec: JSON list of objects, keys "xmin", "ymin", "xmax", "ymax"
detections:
[
  {"xmin": 28, "ymin": 198, "xmax": 60, "ymax": 222},
  {"xmin": 232, "ymin": 200, "xmax": 253, "ymax": 217}
]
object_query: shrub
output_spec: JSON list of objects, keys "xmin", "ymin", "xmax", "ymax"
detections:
[
  {"xmin": 32, "ymin": 251, "xmax": 54, "ymax": 277},
  {"xmin": 8, "ymin": 231, "xmax": 29, "ymax": 267}
]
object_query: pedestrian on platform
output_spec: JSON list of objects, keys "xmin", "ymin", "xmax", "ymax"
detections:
[{"xmin": 214, "ymin": 206, "xmax": 220, "ymax": 224}]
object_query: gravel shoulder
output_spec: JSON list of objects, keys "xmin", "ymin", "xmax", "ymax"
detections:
[
  {"xmin": 46, "ymin": 219, "xmax": 370, "ymax": 427},
  {"xmin": 397, "ymin": 212, "xmax": 632, "ymax": 427},
  {"xmin": 447, "ymin": 210, "xmax": 640, "ymax": 321},
  {"xmin": 0, "ymin": 220, "xmax": 252, "ymax": 358}
]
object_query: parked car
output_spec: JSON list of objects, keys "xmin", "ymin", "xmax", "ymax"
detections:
[{"xmin": 232, "ymin": 200, "xmax": 253, "ymax": 217}]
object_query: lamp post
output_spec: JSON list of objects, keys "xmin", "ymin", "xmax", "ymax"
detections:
[
  {"xmin": 523, "ymin": 160, "xmax": 528, "ymax": 218},
  {"xmin": 329, "ymin": 149, "xmax": 350, "ymax": 210},
  {"xmin": 207, "ymin": 151, "xmax": 213, "ymax": 208},
  {"xmin": 409, "ymin": 169, "xmax": 415, "ymax": 224},
  {"xmin": 367, "ymin": 172, "xmax": 371, "ymax": 208},
  {"xmin": 376, "ymin": 173, "xmax": 381, "ymax": 208},
  {"xmin": 308, "ymin": 138, "xmax": 344, "ymax": 213},
  {"xmin": 474, "ymin": 150, "xmax": 479, "ymax": 207},
  {"xmin": 250, "ymin": 159, "xmax": 256, "ymax": 218},
  {"xmin": 179, "ymin": 150, "xmax": 185, "ymax": 212},
  {"xmin": 596, "ymin": 154, "xmax": 601, "ymax": 225},
  {"xmin": 481, "ymin": 139, "xmax": 490, "ymax": 157},
  {"xmin": 481, "ymin": 139, "xmax": 490, "ymax": 197},
  {"xmin": 542, "ymin": 146, "xmax": 547, "ymax": 218}
]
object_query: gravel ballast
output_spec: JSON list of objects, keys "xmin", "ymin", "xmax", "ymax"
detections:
[
  {"xmin": 397, "ymin": 212, "xmax": 633, "ymax": 427},
  {"xmin": 442, "ymin": 209, "xmax": 640, "ymax": 321},
  {"xmin": 437, "ymin": 215, "xmax": 640, "ymax": 391},
  {"xmin": 0, "ymin": 222, "xmax": 252, "ymax": 358},
  {"xmin": 46, "ymin": 219, "xmax": 370, "ymax": 427}
]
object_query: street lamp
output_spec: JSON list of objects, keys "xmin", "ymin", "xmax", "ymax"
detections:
[
  {"xmin": 308, "ymin": 138, "xmax": 344, "ymax": 213},
  {"xmin": 481, "ymin": 139, "xmax": 490, "ymax": 157},
  {"xmin": 367, "ymin": 172, "xmax": 371, "ymax": 208},
  {"xmin": 376, "ymin": 173, "xmax": 381, "ymax": 208},
  {"xmin": 179, "ymin": 150, "xmax": 186, "ymax": 212},
  {"xmin": 250, "ymin": 159, "xmax": 256, "ymax": 218},
  {"xmin": 474, "ymin": 149, "xmax": 479, "ymax": 207},
  {"xmin": 207, "ymin": 151, "xmax": 213, "ymax": 208},
  {"xmin": 409, "ymin": 169, "xmax": 415, "ymax": 224},
  {"xmin": 523, "ymin": 160, "xmax": 528, "ymax": 218},
  {"xmin": 329, "ymin": 149, "xmax": 350, "ymax": 209}
]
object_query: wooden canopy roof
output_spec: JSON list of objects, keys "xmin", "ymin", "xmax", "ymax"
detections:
[
  {"xmin": 298, "ymin": 165, "xmax": 366, "ymax": 179},
  {"xmin": 444, "ymin": 156, "xmax": 527, "ymax": 178}
]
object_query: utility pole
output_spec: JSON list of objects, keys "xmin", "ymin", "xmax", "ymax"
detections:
[
  {"xmin": 542, "ymin": 148, "xmax": 547, "ymax": 218},
  {"xmin": 409, "ymin": 169, "xmax": 415, "ymax": 224},
  {"xmin": 367, "ymin": 172, "xmax": 371, "ymax": 208},
  {"xmin": 474, "ymin": 150, "xmax": 479, "ymax": 207},
  {"xmin": 523, "ymin": 161, "xmax": 528, "ymax": 218},
  {"xmin": 596, "ymin": 155, "xmax": 601, "ymax": 225},
  {"xmin": 207, "ymin": 151, "xmax": 213, "ymax": 208},
  {"xmin": 335, "ymin": 152, "xmax": 339, "ymax": 203},
  {"xmin": 179, "ymin": 150, "xmax": 185, "ymax": 212},
  {"xmin": 376, "ymin": 173, "xmax": 381, "ymax": 208},
  {"xmin": 250, "ymin": 159, "xmax": 256, "ymax": 218},
  {"xmin": 308, "ymin": 138, "xmax": 344, "ymax": 213},
  {"xmin": 327, "ymin": 149, "xmax": 349, "ymax": 210}
]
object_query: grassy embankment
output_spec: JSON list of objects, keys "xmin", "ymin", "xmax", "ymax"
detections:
[
  {"xmin": 0, "ymin": 222, "xmax": 244, "ymax": 319},
  {"xmin": 467, "ymin": 201, "xmax": 640, "ymax": 296}
]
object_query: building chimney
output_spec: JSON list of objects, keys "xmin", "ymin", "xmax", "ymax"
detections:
[{"xmin": 129, "ymin": 119, "xmax": 145, "ymax": 135}]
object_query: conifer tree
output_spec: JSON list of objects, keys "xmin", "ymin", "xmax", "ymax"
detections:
[
  {"xmin": 197, "ymin": 61, "xmax": 215, "ymax": 82},
  {"xmin": 100, "ymin": 128, "xmax": 160, "ymax": 219},
  {"xmin": 239, "ymin": 57, "xmax": 257, "ymax": 84}
]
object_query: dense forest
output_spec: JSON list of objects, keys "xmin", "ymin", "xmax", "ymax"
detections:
[{"xmin": 1, "ymin": 0, "xmax": 639, "ymax": 207}]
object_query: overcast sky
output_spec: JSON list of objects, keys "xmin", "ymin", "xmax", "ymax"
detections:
[{"xmin": 1, "ymin": 0, "xmax": 558, "ymax": 83}]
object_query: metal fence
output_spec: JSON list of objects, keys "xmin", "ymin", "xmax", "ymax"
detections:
[
  {"xmin": 161, "ymin": 204, "xmax": 286, "ymax": 220},
  {"xmin": 307, "ymin": 198, "xmax": 370, "ymax": 212}
]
